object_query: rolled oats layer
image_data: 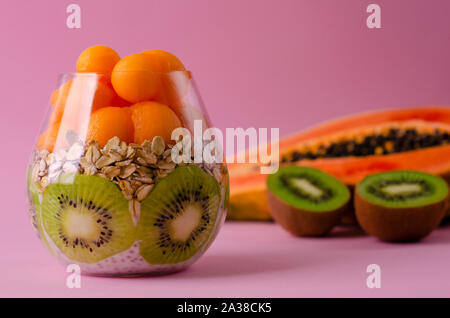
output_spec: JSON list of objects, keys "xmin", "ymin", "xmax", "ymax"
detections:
[{"xmin": 30, "ymin": 135, "xmax": 225, "ymax": 206}]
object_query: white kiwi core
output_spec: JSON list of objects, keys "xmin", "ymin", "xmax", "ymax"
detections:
[
  {"xmin": 382, "ymin": 183, "xmax": 422, "ymax": 196},
  {"xmin": 62, "ymin": 207, "xmax": 98, "ymax": 241},
  {"xmin": 170, "ymin": 203, "xmax": 201, "ymax": 242},
  {"xmin": 291, "ymin": 178, "xmax": 324, "ymax": 198}
]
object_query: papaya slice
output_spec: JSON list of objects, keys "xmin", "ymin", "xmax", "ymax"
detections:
[
  {"xmin": 228, "ymin": 107, "xmax": 450, "ymax": 221},
  {"xmin": 229, "ymin": 107, "xmax": 450, "ymax": 178}
]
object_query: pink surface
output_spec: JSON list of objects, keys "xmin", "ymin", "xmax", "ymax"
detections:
[
  {"xmin": 3, "ymin": 222, "xmax": 450, "ymax": 297},
  {"xmin": 1, "ymin": 0, "xmax": 450, "ymax": 297}
]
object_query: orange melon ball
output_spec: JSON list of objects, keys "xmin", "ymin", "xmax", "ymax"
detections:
[
  {"xmin": 49, "ymin": 80, "xmax": 72, "ymax": 108},
  {"xmin": 112, "ymin": 94, "xmax": 132, "ymax": 107},
  {"xmin": 37, "ymin": 121, "xmax": 61, "ymax": 152},
  {"xmin": 111, "ymin": 54, "xmax": 163, "ymax": 103},
  {"xmin": 141, "ymin": 49, "xmax": 186, "ymax": 72},
  {"xmin": 49, "ymin": 78, "xmax": 119, "ymax": 119},
  {"xmin": 130, "ymin": 101, "xmax": 182, "ymax": 144},
  {"xmin": 153, "ymin": 71, "xmax": 192, "ymax": 119},
  {"xmin": 89, "ymin": 81, "xmax": 119, "ymax": 112},
  {"xmin": 49, "ymin": 80, "xmax": 72, "ymax": 125},
  {"xmin": 86, "ymin": 107, "xmax": 134, "ymax": 148},
  {"xmin": 76, "ymin": 45, "xmax": 120, "ymax": 81}
]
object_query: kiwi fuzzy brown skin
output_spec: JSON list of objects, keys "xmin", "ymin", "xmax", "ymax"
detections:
[
  {"xmin": 354, "ymin": 192, "xmax": 448, "ymax": 242},
  {"xmin": 267, "ymin": 189, "xmax": 349, "ymax": 237},
  {"xmin": 339, "ymin": 185, "xmax": 358, "ymax": 226},
  {"xmin": 441, "ymin": 172, "xmax": 450, "ymax": 218},
  {"xmin": 339, "ymin": 176, "xmax": 450, "ymax": 226}
]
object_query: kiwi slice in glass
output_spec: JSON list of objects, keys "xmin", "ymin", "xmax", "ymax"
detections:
[
  {"xmin": 266, "ymin": 166, "xmax": 350, "ymax": 236},
  {"xmin": 41, "ymin": 174, "xmax": 136, "ymax": 264},
  {"xmin": 355, "ymin": 170, "xmax": 449, "ymax": 242},
  {"xmin": 26, "ymin": 168, "xmax": 55, "ymax": 255},
  {"xmin": 137, "ymin": 165, "xmax": 220, "ymax": 265},
  {"xmin": 27, "ymin": 169, "xmax": 41, "ymax": 232}
]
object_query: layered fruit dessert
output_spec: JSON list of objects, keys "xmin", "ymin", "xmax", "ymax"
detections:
[{"xmin": 27, "ymin": 46, "xmax": 228, "ymax": 275}]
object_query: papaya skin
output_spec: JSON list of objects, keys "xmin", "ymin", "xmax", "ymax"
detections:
[
  {"xmin": 227, "ymin": 188, "xmax": 272, "ymax": 221},
  {"xmin": 354, "ymin": 192, "xmax": 448, "ymax": 242},
  {"xmin": 266, "ymin": 190, "xmax": 348, "ymax": 236},
  {"xmin": 339, "ymin": 185, "xmax": 357, "ymax": 225}
]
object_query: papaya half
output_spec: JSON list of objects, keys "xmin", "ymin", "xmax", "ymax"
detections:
[{"xmin": 228, "ymin": 107, "xmax": 450, "ymax": 221}]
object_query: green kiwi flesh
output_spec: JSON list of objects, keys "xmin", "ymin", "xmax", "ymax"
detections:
[
  {"xmin": 137, "ymin": 165, "xmax": 221, "ymax": 265},
  {"xmin": 266, "ymin": 166, "xmax": 350, "ymax": 236},
  {"xmin": 355, "ymin": 170, "xmax": 449, "ymax": 242},
  {"xmin": 223, "ymin": 170, "xmax": 230, "ymax": 210},
  {"xmin": 26, "ymin": 167, "xmax": 56, "ymax": 255},
  {"xmin": 41, "ymin": 174, "xmax": 136, "ymax": 263},
  {"xmin": 27, "ymin": 170, "xmax": 41, "ymax": 231}
]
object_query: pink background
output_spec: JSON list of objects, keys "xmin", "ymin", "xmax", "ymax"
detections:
[{"xmin": 1, "ymin": 0, "xmax": 450, "ymax": 297}]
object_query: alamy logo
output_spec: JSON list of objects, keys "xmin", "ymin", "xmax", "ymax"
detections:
[
  {"xmin": 366, "ymin": 264, "xmax": 381, "ymax": 288},
  {"xmin": 366, "ymin": 4, "xmax": 381, "ymax": 29},
  {"xmin": 171, "ymin": 120, "xmax": 280, "ymax": 174},
  {"xmin": 66, "ymin": 4, "xmax": 81, "ymax": 29},
  {"xmin": 66, "ymin": 264, "xmax": 81, "ymax": 288}
]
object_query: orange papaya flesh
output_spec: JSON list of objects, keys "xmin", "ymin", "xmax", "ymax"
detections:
[
  {"xmin": 278, "ymin": 106, "xmax": 450, "ymax": 152},
  {"xmin": 296, "ymin": 144, "xmax": 450, "ymax": 184},
  {"xmin": 228, "ymin": 108, "xmax": 450, "ymax": 221},
  {"xmin": 281, "ymin": 120, "xmax": 450, "ymax": 173},
  {"xmin": 228, "ymin": 107, "xmax": 450, "ymax": 178}
]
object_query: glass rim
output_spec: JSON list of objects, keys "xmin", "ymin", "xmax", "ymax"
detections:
[{"xmin": 57, "ymin": 70, "xmax": 193, "ymax": 76}]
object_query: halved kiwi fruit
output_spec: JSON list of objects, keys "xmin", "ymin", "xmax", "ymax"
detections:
[
  {"xmin": 266, "ymin": 166, "xmax": 350, "ymax": 236},
  {"xmin": 355, "ymin": 170, "xmax": 449, "ymax": 242},
  {"xmin": 137, "ymin": 165, "xmax": 221, "ymax": 265},
  {"xmin": 41, "ymin": 174, "xmax": 136, "ymax": 264}
]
